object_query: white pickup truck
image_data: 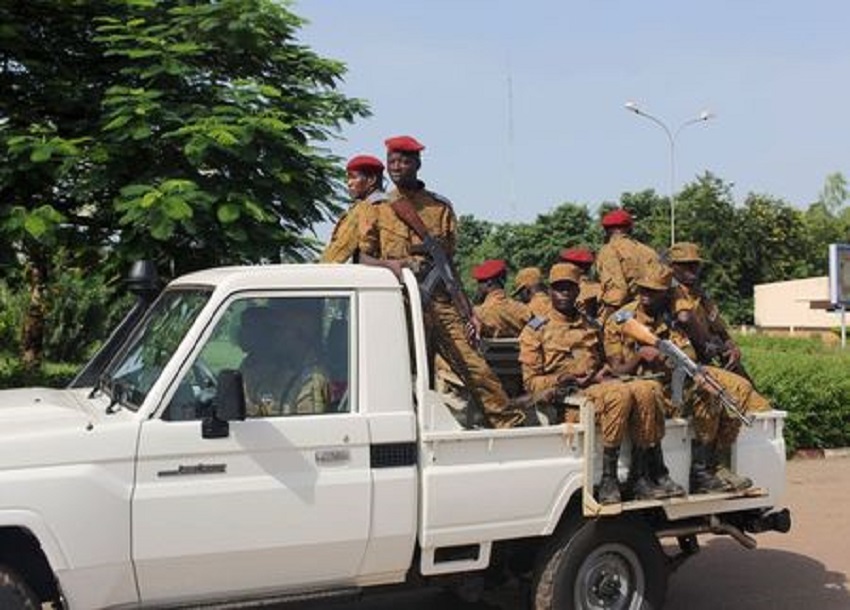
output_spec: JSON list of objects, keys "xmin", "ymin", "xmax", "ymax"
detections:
[{"xmin": 0, "ymin": 264, "xmax": 790, "ymax": 610}]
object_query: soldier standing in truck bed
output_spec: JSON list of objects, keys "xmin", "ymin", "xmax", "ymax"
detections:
[
  {"xmin": 358, "ymin": 135, "xmax": 523, "ymax": 428},
  {"xmin": 513, "ymin": 266, "xmax": 552, "ymax": 317},
  {"xmin": 596, "ymin": 209, "xmax": 661, "ymax": 321},
  {"xmin": 472, "ymin": 259, "xmax": 532, "ymax": 338},
  {"xmin": 321, "ymin": 155, "xmax": 387, "ymax": 264}
]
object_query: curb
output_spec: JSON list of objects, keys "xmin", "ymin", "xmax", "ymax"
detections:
[{"xmin": 791, "ymin": 447, "xmax": 850, "ymax": 460}]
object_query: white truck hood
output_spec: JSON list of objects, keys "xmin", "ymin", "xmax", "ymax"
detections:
[
  {"xmin": 0, "ymin": 387, "xmax": 97, "ymax": 434},
  {"xmin": 0, "ymin": 387, "xmax": 141, "ymax": 472}
]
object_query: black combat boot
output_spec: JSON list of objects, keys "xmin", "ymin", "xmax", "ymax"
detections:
[
  {"xmin": 647, "ymin": 444, "xmax": 686, "ymax": 498},
  {"xmin": 712, "ymin": 443, "xmax": 753, "ymax": 491},
  {"xmin": 690, "ymin": 441, "xmax": 730, "ymax": 494},
  {"xmin": 598, "ymin": 447, "xmax": 622, "ymax": 504},
  {"xmin": 630, "ymin": 447, "xmax": 668, "ymax": 501}
]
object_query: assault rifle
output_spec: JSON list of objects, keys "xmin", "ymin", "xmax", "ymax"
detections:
[
  {"xmin": 616, "ymin": 313, "xmax": 754, "ymax": 426},
  {"xmin": 390, "ymin": 198, "xmax": 476, "ymax": 331}
]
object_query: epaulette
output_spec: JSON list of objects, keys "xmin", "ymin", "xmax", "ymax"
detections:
[
  {"xmin": 426, "ymin": 190, "xmax": 453, "ymax": 207},
  {"xmin": 365, "ymin": 190, "xmax": 387, "ymax": 205},
  {"xmin": 527, "ymin": 315, "xmax": 548, "ymax": 331},
  {"xmin": 611, "ymin": 309, "xmax": 634, "ymax": 325}
]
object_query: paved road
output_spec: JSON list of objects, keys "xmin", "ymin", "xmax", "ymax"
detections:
[
  {"xmin": 298, "ymin": 456, "xmax": 850, "ymax": 610},
  {"xmin": 666, "ymin": 455, "xmax": 850, "ymax": 609}
]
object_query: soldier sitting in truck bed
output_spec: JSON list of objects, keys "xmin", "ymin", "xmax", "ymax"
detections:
[
  {"xmin": 519, "ymin": 263, "xmax": 684, "ymax": 503},
  {"xmin": 472, "ymin": 258, "xmax": 532, "ymax": 338},
  {"xmin": 604, "ymin": 264, "xmax": 771, "ymax": 494}
]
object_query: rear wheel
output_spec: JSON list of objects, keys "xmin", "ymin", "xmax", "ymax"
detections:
[
  {"xmin": 533, "ymin": 517, "xmax": 667, "ymax": 610},
  {"xmin": 0, "ymin": 564, "xmax": 40, "ymax": 610}
]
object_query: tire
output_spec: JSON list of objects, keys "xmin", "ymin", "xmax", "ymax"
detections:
[
  {"xmin": 533, "ymin": 517, "xmax": 667, "ymax": 610},
  {"xmin": 0, "ymin": 564, "xmax": 40, "ymax": 610}
]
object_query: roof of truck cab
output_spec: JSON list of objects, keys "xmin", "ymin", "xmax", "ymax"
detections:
[{"xmin": 169, "ymin": 263, "xmax": 402, "ymax": 292}]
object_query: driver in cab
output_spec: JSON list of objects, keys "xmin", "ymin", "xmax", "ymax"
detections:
[{"xmin": 238, "ymin": 299, "xmax": 331, "ymax": 417}]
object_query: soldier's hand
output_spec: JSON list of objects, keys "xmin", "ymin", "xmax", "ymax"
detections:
[
  {"xmin": 723, "ymin": 343, "xmax": 742, "ymax": 370},
  {"xmin": 638, "ymin": 345, "xmax": 662, "ymax": 363},
  {"xmin": 384, "ymin": 259, "xmax": 407, "ymax": 280},
  {"xmin": 464, "ymin": 315, "xmax": 481, "ymax": 348}
]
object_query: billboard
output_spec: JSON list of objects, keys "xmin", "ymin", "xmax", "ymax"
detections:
[{"xmin": 828, "ymin": 244, "xmax": 850, "ymax": 306}]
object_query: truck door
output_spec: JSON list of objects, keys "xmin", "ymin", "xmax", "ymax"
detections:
[{"xmin": 132, "ymin": 293, "xmax": 371, "ymax": 604}]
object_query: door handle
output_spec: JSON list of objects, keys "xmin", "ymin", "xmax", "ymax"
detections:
[
  {"xmin": 315, "ymin": 449, "xmax": 350, "ymax": 465},
  {"xmin": 158, "ymin": 463, "xmax": 227, "ymax": 477}
]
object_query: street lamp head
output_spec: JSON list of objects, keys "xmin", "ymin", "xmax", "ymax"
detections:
[
  {"xmin": 625, "ymin": 100, "xmax": 640, "ymax": 113},
  {"xmin": 699, "ymin": 110, "xmax": 714, "ymax": 121}
]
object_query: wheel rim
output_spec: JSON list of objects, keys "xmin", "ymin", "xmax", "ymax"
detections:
[{"xmin": 574, "ymin": 542, "xmax": 646, "ymax": 610}]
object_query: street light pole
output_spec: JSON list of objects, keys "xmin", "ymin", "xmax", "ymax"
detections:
[{"xmin": 624, "ymin": 101, "xmax": 714, "ymax": 246}]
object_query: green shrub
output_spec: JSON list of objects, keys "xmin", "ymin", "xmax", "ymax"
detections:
[
  {"xmin": 738, "ymin": 333, "xmax": 850, "ymax": 454},
  {"xmin": 0, "ymin": 357, "xmax": 79, "ymax": 389}
]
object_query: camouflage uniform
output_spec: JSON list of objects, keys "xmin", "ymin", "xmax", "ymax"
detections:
[
  {"xmin": 361, "ymin": 185, "xmax": 520, "ymax": 428},
  {"xmin": 320, "ymin": 190, "xmax": 386, "ymax": 263},
  {"xmin": 528, "ymin": 291, "xmax": 553, "ymax": 317},
  {"xmin": 596, "ymin": 233, "xmax": 661, "ymax": 318},
  {"xmin": 604, "ymin": 300, "xmax": 767, "ymax": 450},
  {"xmin": 577, "ymin": 277, "xmax": 602, "ymax": 320},
  {"xmin": 242, "ymin": 357, "xmax": 331, "ymax": 417},
  {"xmin": 519, "ymin": 307, "xmax": 638, "ymax": 448},
  {"xmin": 474, "ymin": 288, "xmax": 532, "ymax": 338}
]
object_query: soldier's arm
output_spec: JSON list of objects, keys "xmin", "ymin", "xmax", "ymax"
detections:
[
  {"xmin": 518, "ymin": 327, "xmax": 560, "ymax": 395},
  {"xmin": 320, "ymin": 208, "xmax": 357, "ymax": 264},
  {"xmin": 293, "ymin": 368, "xmax": 331, "ymax": 415},
  {"xmin": 602, "ymin": 318, "xmax": 644, "ymax": 376}
]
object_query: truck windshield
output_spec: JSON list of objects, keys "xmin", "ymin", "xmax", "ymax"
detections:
[{"xmin": 104, "ymin": 288, "xmax": 211, "ymax": 411}]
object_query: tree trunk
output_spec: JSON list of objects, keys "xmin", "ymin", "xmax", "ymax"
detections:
[{"xmin": 20, "ymin": 253, "xmax": 48, "ymax": 370}]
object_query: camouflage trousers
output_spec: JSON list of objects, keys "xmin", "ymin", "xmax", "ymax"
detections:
[
  {"xmin": 427, "ymin": 298, "xmax": 522, "ymax": 428},
  {"xmin": 578, "ymin": 379, "xmax": 665, "ymax": 448},
  {"xmin": 688, "ymin": 365, "xmax": 772, "ymax": 448}
]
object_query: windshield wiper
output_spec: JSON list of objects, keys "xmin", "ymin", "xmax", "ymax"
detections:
[
  {"xmin": 89, "ymin": 372, "xmax": 113, "ymax": 400},
  {"xmin": 105, "ymin": 379, "xmax": 127, "ymax": 414}
]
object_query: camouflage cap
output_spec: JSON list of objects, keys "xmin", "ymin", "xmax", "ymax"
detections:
[
  {"xmin": 668, "ymin": 242, "xmax": 703, "ymax": 263},
  {"xmin": 635, "ymin": 264, "xmax": 673, "ymax": 291},
  {"xmin": 512, "ymin": 267, "xmax": 542, "ymax": 294},
  {"xmin": 549, "ymin": 263, "xmax": 582, "ymax": 286}
]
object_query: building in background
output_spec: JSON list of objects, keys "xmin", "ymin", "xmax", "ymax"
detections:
[{"xmin": 753, "ymin": 276, "xmax": 841, "ymax": 339}]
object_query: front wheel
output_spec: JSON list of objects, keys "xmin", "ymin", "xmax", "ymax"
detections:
[
  {"xmin": 0, "ymin": 564, "xmax": 40, "ymax": 610},
  {"xmin": 533, "ymin": 517, "xmax": 667, "ymax": 610}
]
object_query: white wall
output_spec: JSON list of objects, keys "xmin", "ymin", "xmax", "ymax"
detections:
[{"xmin": 753, "ymin": 276, "xmax": 841, "ymax": 329}]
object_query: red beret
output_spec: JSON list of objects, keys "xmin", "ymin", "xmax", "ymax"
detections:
[
  {"xmin": 560, "ymin": 247, "xmax": 595, "ymax": 264},
  {"xmin": 385, "ymin": 135, "xmax": 425, "ymax": 153},
  {"xmin": 472, "ymin": 259, "xmax": 507, "ymax": 281},
  {"xmin": 346, "ymin": 154, "xmax": 384, "ymax": 174},
  {"xmin": 601, "ymin": 208, "xmax": 633, "ymax": 228}
]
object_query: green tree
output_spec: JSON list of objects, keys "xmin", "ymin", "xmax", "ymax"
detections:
[
  {"xmin": 735, "ymin": 193, "xmax": 812, "ymax": 323},
  {"xmin": 456, "ymin": 202, "xmax": 597, "ymax": 292},
  {"xmin": 802, "ymin": 172, "xmax": 850, "ymax": 275},
  {"xmin": 1, "ymin": 0, "xmax": 367, "ymax": 366},
  {"xmin": 608, "ymin": 189, "xmax": 669, "ymax": 249},
  {"xmin": 672, "ymin": 173, "xmax": 745, "ymax": 320}
]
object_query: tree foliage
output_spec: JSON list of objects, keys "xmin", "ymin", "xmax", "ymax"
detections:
[
  {"xmin": 0, "ymin": 0, "xmax": 368, "ymax": 364},
  {"xmin": 455, "ymin": 171, "xmax": 850, "ymax": 325}
]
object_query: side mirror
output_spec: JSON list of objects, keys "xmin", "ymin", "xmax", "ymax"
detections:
[{"xmin": 202, "ymin": 369, "xmax": 246, "ymax": 439}]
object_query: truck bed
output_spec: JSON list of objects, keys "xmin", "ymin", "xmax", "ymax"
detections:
[{"xmin": 415, "ymin": 384, "xmax": 786, "ymax": 576}]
